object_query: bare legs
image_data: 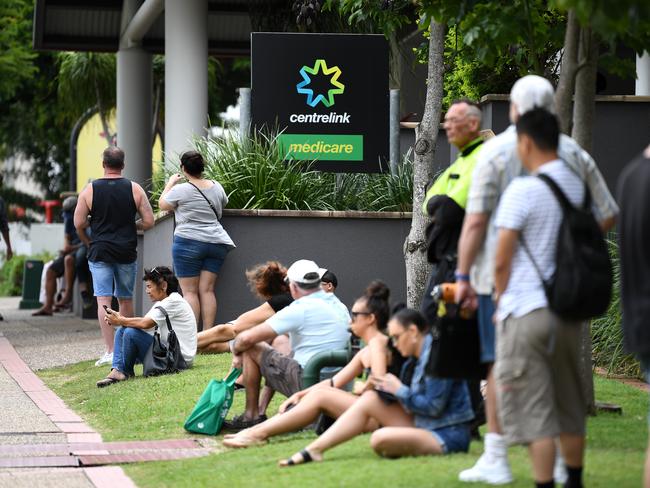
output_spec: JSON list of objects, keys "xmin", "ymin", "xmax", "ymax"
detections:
[
  {"xmin": 96, "ymin": 296, "xmax": 115, "ymax": 353},
  {"xmin": 94, "ymin": 297, "xmax": 132, "ymax": 354},
  {"xmin": 179, "ymin": 271, "xmax": 218, "ymax": 332},
  {"xmin": 279, "ymin": 391, "xmax": 413, "ymax": 465},
  {"xmin": 54, "ymin": 254, "xmax": 76, "ymax": 307},
  {"xmin": 199, "ymin": 270, "xmax": 218, "ymax": 330},
  {"xmin": 33, "ymin": 267, "xmax": 57, "ymax": 315},
  {"xmin": 371, "ymin": 427, "xmax": 443, "ymax": 458},
  {"xmin": 485, "ymin": 365, "xmax": 500, "ymax": 433},
  {"xmin": 179, "ymin": 276, "xmax": 200, "ymax": 328},
  {"xmin": 224, "ymin": 387, "xmax": 357, "ymax": 447}
]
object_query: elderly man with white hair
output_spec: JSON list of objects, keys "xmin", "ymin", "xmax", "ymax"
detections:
[{"xmin": 454, "ymin": 75, "xmax": 618, "ymax": 485}]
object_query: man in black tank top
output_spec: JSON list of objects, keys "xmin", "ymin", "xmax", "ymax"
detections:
[{"xmin": 74, "ymin": 146, "xmax": 154, "ymax": 367}]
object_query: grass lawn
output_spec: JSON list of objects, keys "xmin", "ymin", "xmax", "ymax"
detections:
[{"xmin": 38, "ymin": 354, "xmax": 647, "ymax": 487}]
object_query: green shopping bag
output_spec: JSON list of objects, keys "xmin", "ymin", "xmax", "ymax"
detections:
[{"xmin": 184, "ymin": 368, "xmax": 242, "ymax": 435}]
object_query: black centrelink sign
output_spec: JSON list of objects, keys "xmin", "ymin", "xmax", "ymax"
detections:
[{"xmin": 251, "ymin": 33, "xmax": 389, "ymax": 173}]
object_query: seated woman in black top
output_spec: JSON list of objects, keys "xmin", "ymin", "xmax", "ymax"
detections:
[{"xmin": 197, "ymin": 261, "xmax": 292, "ymax": 353}]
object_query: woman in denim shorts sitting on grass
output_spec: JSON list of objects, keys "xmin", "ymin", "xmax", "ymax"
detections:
[
  {"xmin": 279, "ymin": 308, "xmax": 475, "ymax": 466},
  {"xmin": 159, "ymin": 151, "xmax": 235, "ymax": 331}
]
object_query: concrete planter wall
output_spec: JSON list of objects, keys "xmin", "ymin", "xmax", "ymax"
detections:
[{"xmin": 136, "ymin": 210, "xmax": 413, "ymax": 322}]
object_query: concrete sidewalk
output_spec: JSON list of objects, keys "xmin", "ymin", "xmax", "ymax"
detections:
[
  {"xmin": 0, "ymin": 297, "xmax": 135, "ymax": 488},
  {"xmin": 0, "ymin": 297, "xmax": 105, "ymax": 371}
]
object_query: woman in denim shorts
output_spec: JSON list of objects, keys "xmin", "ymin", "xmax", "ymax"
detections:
[
  {"xmin": 159, "ymin": 151, "xmax": 235, "ymax": 331},
  {"xmin": 279, "ymin": 308, "xmax": 475, "ymax": 467}
]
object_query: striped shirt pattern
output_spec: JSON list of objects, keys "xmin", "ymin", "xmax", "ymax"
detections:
[
  {"xmin": 494, "ymin": 160, "xmax": 585, "ymax": 320},
  {"xmin": 466, "ymin": 125, "xmax": 618, "ymax": 295}
]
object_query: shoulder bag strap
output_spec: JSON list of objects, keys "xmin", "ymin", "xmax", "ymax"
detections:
[
  {"xmin": 154, "ymin": 305, "xmax": 173, "ymax": 332},
  {"xmin": 187, "ymin": 181, "xmax": 219, "ymax": 218}
]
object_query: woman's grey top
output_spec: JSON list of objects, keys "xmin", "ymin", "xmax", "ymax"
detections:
[{"xmin": 163, "ymin": 181, "xmax": 235, "ymax": 247}]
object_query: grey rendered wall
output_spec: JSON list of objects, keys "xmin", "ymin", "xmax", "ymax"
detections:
[{"xmin": 137, "ymin": 211, "xmax": 413, "ymax": 322}]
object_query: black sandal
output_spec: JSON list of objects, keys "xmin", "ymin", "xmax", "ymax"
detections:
[{"xmin": 280, "ymin": 449, "xmax": 313, "ymax": 467}]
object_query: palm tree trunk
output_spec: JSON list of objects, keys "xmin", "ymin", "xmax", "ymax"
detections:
[
  {"xmin": 571, "ymin": 26, "xmax": 598, "ymax": 153},
  {"xmin": 404, "ymin": 20, "xmax": 446, "ymax": 308}
]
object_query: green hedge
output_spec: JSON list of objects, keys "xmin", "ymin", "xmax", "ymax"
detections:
[
  {"xmin": 0, "ymin": 253, "xmax": 54, "ymax": 297},
  {"xmin": 152, "ymin": 131, "xmax": 413, "ymax": 213},
  {"xmin": 591, "ymin": 239, "xmax": 640, "ymax": 378}
]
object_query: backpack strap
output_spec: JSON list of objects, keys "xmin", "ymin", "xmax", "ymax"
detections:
[
  {"xmin": 154, "ymin": 305, "xmax": 173, "ymax": 332},
  {"xmin": 538, "ymin": 172, "xmax": 591, "ymax": 211},
  {"xmin": 187, "ymin": 181, "xmax": 219, "ymax": 218}
]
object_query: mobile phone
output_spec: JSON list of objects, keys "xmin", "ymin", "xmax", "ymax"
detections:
[{"xmin": 102, "ymin": 305, "xmax": 112, "ymax": 315}]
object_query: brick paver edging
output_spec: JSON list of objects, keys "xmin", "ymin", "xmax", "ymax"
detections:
[{"xmin": 0, "ymin": 336, "xmax": 135, "ymax": 487}]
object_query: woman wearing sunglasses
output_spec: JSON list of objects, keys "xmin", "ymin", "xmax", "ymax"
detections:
[
  {"xmin": 278, "ymin": 307, "xmax": 474, "ymax": 466},
  {"xmin": 96, "ymin": 266, "xmax": 197, "ymax": 387},
  {"xmin": 223, "ymin": 281, "xmax": 403, "ymax": 448}
]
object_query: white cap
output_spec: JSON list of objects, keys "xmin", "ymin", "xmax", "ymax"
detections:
[
  {"xmin": 510, "ymin": 75, "xmax": 555, "ymax": 116},
  {"xmin": 286, "ymin": 259, "xmax": 324, "ymax": 285}
]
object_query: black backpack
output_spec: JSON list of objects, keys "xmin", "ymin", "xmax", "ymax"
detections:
[{"xmin": 521, "ymin": 173, "xmax": 613, "ymax": 320}]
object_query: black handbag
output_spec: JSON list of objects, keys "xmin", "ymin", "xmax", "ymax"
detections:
[{"xmin": 143, "ymin": 305, "xmax": 188, "ymax": 377}]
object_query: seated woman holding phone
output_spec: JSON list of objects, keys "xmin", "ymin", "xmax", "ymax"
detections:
[
  {"xmin": 278, "ymin": 307, "xmax": 475, "ymax": 466},
  {"xmin": 96, "ymin": 266, "xmax": 197, "ymax": 388}
]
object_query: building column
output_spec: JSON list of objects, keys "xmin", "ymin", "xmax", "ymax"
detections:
[
  {"xmin": 164, "ymin": 0, "xmax": 208, "ymax": 169},
  {"xmin": 117, "ymin": 47, "xmax": 153, "ymax": 187},
  {"xmin": 636, "ymin": 51, "xmax": 650, "ymax": 96}
]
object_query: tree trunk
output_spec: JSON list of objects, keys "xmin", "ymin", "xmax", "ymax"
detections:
[
  {"xmin": 95, "ymin": 82, "xmax": 113, "ymax": 146},
  {"xmin": 571, "ymin": 26, "xmax": 599, "ymax": 414},
  {"xmin": 404, "ymin": 20, "xmax": 446, "ymax": 308},
  {"xmin": 555, "ymin": 9, "xmax": 580, "ymax": 134},
  {"xmin": 571, "ymin": 27, "xmax": 598, "ymax": 153}
]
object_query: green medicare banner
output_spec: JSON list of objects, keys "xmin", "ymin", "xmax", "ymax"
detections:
[{"xmin": 279, "ymin": 134, "xmax": 363, "ymax": 161}]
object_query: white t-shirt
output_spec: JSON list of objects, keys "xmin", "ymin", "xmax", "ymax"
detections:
[
  {"xmin": 494, "ymin": 160, "xmax": 585, "ymax": 321},
  {"xmin": 144, "ymin": 292, "xmax": 198, "ymax": 364},
  {"xmin": 267, "ymin": 290, "xmax": 350, "ymax": 367},
  {"xmin": 467, "ymin": 126, "xmax": 618, "ymax": 295}
]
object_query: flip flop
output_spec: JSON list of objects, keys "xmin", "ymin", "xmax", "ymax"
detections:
[
  {"xmin": 31, "ymin": 309, "xmax": 53, "ymax": 316},
  {"xmin": 96, "ymin": 376, "xmax": 126, "ymax": 388},
  {"xmin": 223, "ymin": 433, "xmax": 267, "ymax": 448},
  {"xmin": 279, "ymin": 449, "xmax": 315, "ymax": 467}
]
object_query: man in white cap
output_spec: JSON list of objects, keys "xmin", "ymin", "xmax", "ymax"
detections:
[
  {"xmin": 226, "ymin": 259, "xmax": 350, "ymax": 431},
  {"xmin": 454, "ymin": 75, "xmax": 618, "ymax": 485}
]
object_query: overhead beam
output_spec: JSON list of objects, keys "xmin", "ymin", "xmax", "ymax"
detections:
[{"xmin": 120, "ymin": 0, "xmax": 164, "ymax": 49}]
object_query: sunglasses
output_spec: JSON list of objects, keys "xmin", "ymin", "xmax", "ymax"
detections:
[{"xmin": 351, "ymin": 311, "xmax": 372, "ymax": 320}]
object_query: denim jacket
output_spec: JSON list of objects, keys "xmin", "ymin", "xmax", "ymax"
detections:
[{"xmin": 394, "ymin": 335, "xmax": 474, "ymax": 431}]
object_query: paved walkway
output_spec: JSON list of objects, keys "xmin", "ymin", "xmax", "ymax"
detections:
[{"xmin": 0, "ymin": 298, "xmax": 213, "ymax": 487}]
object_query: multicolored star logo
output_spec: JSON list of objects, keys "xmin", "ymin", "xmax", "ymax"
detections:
[{"xmin": 296, "ymin": 59, "xmax": 345, "ymax": 108}]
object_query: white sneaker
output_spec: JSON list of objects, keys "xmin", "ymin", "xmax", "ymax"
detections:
[
  {"xmin": 554, "ymin": 455, "xmax": 568, "ymax": 484},
  {"xmin": 95, "ymin": 351, "xmax": 113, "ymax": 367},
  {"xmin": 459, "ymin": 453, "xmax": 513, "ymax": 485}
]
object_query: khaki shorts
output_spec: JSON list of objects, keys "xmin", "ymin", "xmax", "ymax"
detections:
[
  {"xmin": 259, "ymin": 347, "xmax": 303, "ymax": 398},
  {"xmin": 495, "ymin": 307, "xmax": 587, "ymax": 446}
]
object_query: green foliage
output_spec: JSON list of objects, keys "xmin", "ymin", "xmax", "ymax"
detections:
[
  {"xmin": 552, "ymin": 0, "xmax": 650, "ymax": 79},
  {"xmin": 154, "ymin": 131, "xmax": 413, "ymax": 212},
  {"xmin": 56, "ymin": 52, "xmax": 116, "ymax": 120},
  {"xmin": 591, "ymin": 240, "xmax": 640, "ymax": 378},
  {"xmin": 0, "ymin": 252, "xmax": 55, "ymax": 296},
  {"xmin": 0, "ymin": 0, "xmax": 70, "ymax": 198},
  {"xmin": 0, "ymin": 0, "xmax": 36, "ymax": 103},
  {"xmin": 0, "ymin": 255, "xmax": 26, "ymax": 296}
]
